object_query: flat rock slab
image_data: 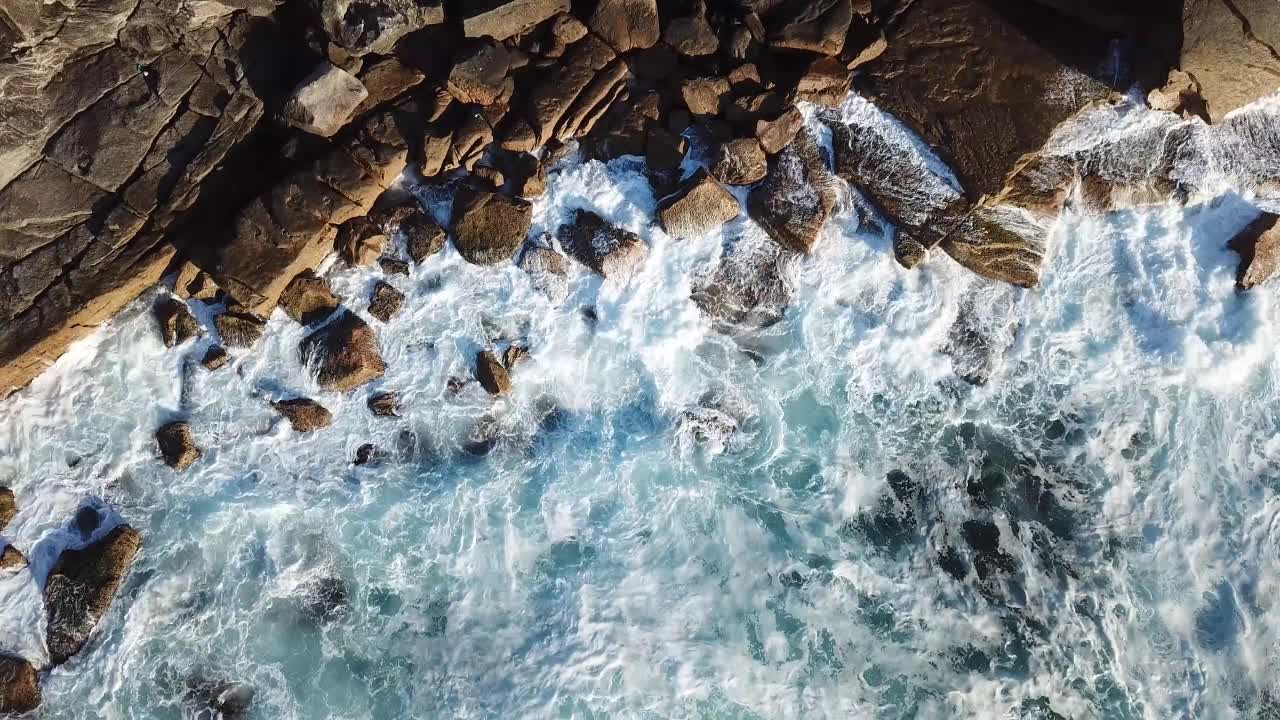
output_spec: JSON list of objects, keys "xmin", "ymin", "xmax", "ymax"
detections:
[
  {"xmin": 452, "ymin": 189, "xmax": 532, "ymax": 265},
  {"xmin": 462, "ymin": 0, "xmax": 571, "ymax": 40},
  {"xmin": 747, "ymin": 129, "xmax": 837, "ymax": 254},
  {"xmin": 45, "ymin": 525, "xmax": 142, "ymax": 666},
  {"xmin": 284, "ymin": 62, "xmax": 369, "ymax": 137},
  {"xmin": 658, "ymin": 170, "xmax": 740, "ymax": 239},
  {"xmin": 300, "ymin": 312, "xmax": 387, "ymax": 393}
]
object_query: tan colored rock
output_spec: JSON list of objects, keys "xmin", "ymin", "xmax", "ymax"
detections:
[
  {"xmin": 1232, "ymin": 212, "xmax": 1280, "ymax": 290},
  {"xmin": 271, "ymin": 398, "xmax": 334, "ymax": 432},
  {"xmin": 451, "ymin": 189, "xmax": 532, "ymax": 265},
  {"xmin": 278, "ymin": 271, "xmax": 341, "ymax": 325},
  {"xmin": 747, "ymin": 129, "xmax": 837, "ymax": 254},
  {"xmin": 353, "ymin": 58, "xmax": 425, "ymax": 116},
  {"xmin": 476, "ymin": 351, "xmax": 512, "ymax": 395},
  {"xmin": 155, "ymin": 298, "xmax": 201, "ymax": 348},
  {"xmin": 283, "ymin": 62, "xmax": 369, "ymax": 137},
  {"xmin": 300, "ymin": 312, "xmax": 387, "ymax": 393},
  {"xmin": 557, "ymin": 210, "xmax": 649, "ymax": 280},
  {"xmin": 45, "ymin": 525, "xmax": 142, "ymax": 665},
  {"xmin": 461, "ymin": 0, "xmax": 570, "ymax": 41},
  {"xmin": 157, "ymin": 421, "xmax": 201, "ymax": 471},
  {"xmin": 1181, "ymin": 0, "xmax": 1280, "ymax": 123},
  {"xmin": 215, "ymin": 309, "xmax": 267, "ymax": 348},
  {"xmin": 0, "ymin": 655, "xmax": 40, "ymax": 714},
  {"xmin": 658, "ymin": 170, "xmax": 741, "ymax": 239},
  {"xmin": 587, "ymin": 0, "xmax": 660, "ymax": 54},
  {"xmin": 680, "ymin": 76, "xmax": 731, "ymax": 116},
  {"xmin": 338, "ymin": 217, "xmax": 390, "ymax": 267},
  {"xmin": 0, "ymin": 546, "xmax": 25, "ymax": 571},
  {"xmin": 768, "ymin": 0, "xmax": 852, "ymax": 56},
  {"xmin": 202, "ymin": 346, "xmax": 229, "ymax": 371},
  {"xmin": 712, "ymin": 139, "xmax": 768, "ymax": 185},
  {"xmin": 368, "ymin": 281, "xmax": 405, "ymax": 322},
  {"xmin": 756, "ymin": 109, "xmax": 804, "ymax": 155},
  {"xmin": 0, "ymin": 488, "xmax": 15, "ymax": 529}
]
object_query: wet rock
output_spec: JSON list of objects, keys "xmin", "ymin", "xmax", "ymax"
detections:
[
  {"xmin": 188, "ymin": 679, "xmax": 255, "ymax": 720},
  {"xmin": 385, "ymin": 205, "xmax": 446, "ymax": 263},
  {"xmin": 462, "ymin": 414, "xmax": 503, "ymax": 455},
  {"xmin": 503, "ymin": 344, "xmax": 531, "ymax": 369},
  {"xmin": 74, "ymin": 506, "xmax": 101, "ymax": 539},
  {"xmin": 796, "ymin": 56, "xmax": 852, "ymax": 107},
  {"xmin": 461, "ymin": 0, "xmax": 570, "ymax": 41},
  {"xmin": 646, "ymin": 127, "xmax": 688, "ymax": 171},
  {"xmin": 0, "ymin": 546, "xmax": 25, "ymax": 571},
  {"xmin": 587, "ymin": 0, "xmax": 660, "ymax": 54},
  {"xmin": 300, "ymin": 574, "xmax": 350, "ymax": 624},
  {"xmin": 278, "ymin": 271, "xmax": 341, "ymax": 325},
  {"xmin": 768, "ymin": 0, "xmax": 852, "ymax": 55},
  {"xmin": 271, "ymin": 398, "xmax": 334, "ymax": 433},
  {"xmin": 941, "ymin": 204, "xmax": 1051, "ymax": 288},
  {"xmin": 45, "ymin": 525, "xmax": 142, "ymax": 666},
  {"xmin": 300, "ymin": 312, "xmax": 387, "ymax": 393},
  {"xmin": 283, "ymin": 62, "xmax": 369, "ymax": 137},
  {"xmin": 338, "ymin": 216, "xmax": 390, "ymax": 267},
  {"xmin": 157, "ymin": 421, "xmax": 201, "ymax": 471},
  {"xmin": 201, "ymin": 346, "xmax": 229, "ymax": 372},
  {"xmin": 368, "ymin": 281, "xmax": 405, "ymax": 322},
  {"xmin": 174, "ymin": 263, "xmax": 221, "ymax": 303},
  {"xmin": 1181, "ymin": 0, "xmax": 1280, "ymax": 123},
  {"xmin": 0, "ymin": 487, "xmax": 14, "ymax": 529},
  {"xmin": 475, "ymin": 351, "xmax": 511, "ymax": 396},
  {"xmin": 557, "ymin": 210, "xmax": 649, "ymax": 280},
  {"xmin": 155, "ymin": 298, "xmax": 201, "ymax": 348},
  {"xmin": 215, "ymin": 309, "xmax": 267, "ymax": 349},
  {"xmin": 367, "ymin": 392, "xmax": 401, "ymax": 417},
  {"xmin": 675, "ymin": 406, "xmax": 738, "ymax": 451},
  {"xmin": 1232, "ymin": 212, "xmax": 1280, "ymax": 290},
  {"xmin": 657, "ymin": 170, "xmax": 741, "ymax": 239},
  {"xmin": 354, "ymin": 443, "xmax": 382, "ymax": 466},
  {"xmin": 447, "ymin": 39, "xmax": 513, "ymax": 106},
  {"xmin": 711, "ymin": 138, "xmax": 768, "ymax": 185},
  {"xmin": 517, "ymin": 245, "xmax": 571, "ymax": 304},
  {"xmin": 756, "ymin": 108, "xmax": 804, "ymax": 155},
  {"xmin": 941, "ymin": 294, "xmax": 1019, "ymax": 386},
  {"xmin": 747, "ymin": 129, "xmax": 837, "ymax": 254},
  {"xmin": 692, "ymin": 233, "xmax": 795, "ymax": 329},
  {"xmin": 379, "ymin": 257, "xmax": 410, "ymax": 276},
  {"xmin": 451, "ymin": 189, "xmax": 532, "ymax": 265},
  {"xmin": 680, "ymin": 75, "xmax": 731, "ymax": 116},
  {"xmin": 314, "ymin": 0, "xmax": 444, "ymax": 56},
  {"xmin": 664, "ymin": 0, "xmax": 719, "ymax": 56},
  {"xmin": 0, "ymin": 655, "xmax": 39, "ymax": 714}
]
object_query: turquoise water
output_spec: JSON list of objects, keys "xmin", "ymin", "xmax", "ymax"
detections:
[{"xmin": 2, "ymin": 99, "xmax": 1280, "ymax": 718}]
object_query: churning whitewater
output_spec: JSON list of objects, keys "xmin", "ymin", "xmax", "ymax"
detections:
[{"xmin": 2, "ymin": 95, "xmax": 1280, "ymax": 719}]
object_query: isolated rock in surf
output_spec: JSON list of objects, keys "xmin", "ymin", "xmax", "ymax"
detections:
[
  {"xmin": 300, "ymin": 312, "xmax": 387, "ymax": 392},
  {"xmin": 45, "ymin": 525, "xmax": 142, "ymax": 666}
]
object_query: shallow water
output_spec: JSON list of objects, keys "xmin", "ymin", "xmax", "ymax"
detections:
[{"xmin": 2, "ymin": 97, "xmax": 1279, "ymax": 719}]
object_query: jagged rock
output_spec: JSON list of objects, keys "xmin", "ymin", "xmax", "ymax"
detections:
[
  {"xmin": 1181, "ymin": 0, "xmax": 1280, "ymax": 123},
  {"xmin": 476, "ymin": 351, "xmax": 512, "ymax": 395},
  {"xmin": 503, "ymin": 344, "xmax": 531, "ymax": 369},
  {"xmin": 202, "ymin": 346, "xmax": 229, "ymax": 371},
  {"xmin": 796, "ymin": 56, "xmax": 852, "ymax": 107},
  {"xmin": 45, "ymin": 525, "xmax": 142, "ymax": 666},
  {"xmin": 339, "ymin": 217, "xmax": 390, "ymax": 267},
  {"xmin": 174, "ymin": 262, "xmax": 220, "ymax": 302},
  {"xmin": 525, "ymin": 35, "xmax": 625, "ymax": 144},
  {"xmin": 383, "ymin": 205, "xmax": 446, "ymax": 262},
  {"xmin": 712, "ymin": 139, "xmax": 768, "ymax": 185},
  {"xmin": 692, "ymin": 232, "xmax": 795, "ymax": 329},
  {"xmin": 0, "ymin": 545, "xmax": 25, "ymax": 571},
  {"xmin": 368, "ymin": 281, "xmax": 406, "ymax": 322},
  {"xmin": 545, "ymin": 13, "xmax": 589, "ymax": 57},
  {"xmin": 587, "ymin": 0, "xmax": 661, "ymax": 54},
  {"xmin": 354, "ymin": 443, "xmax": 379, "ymax": 465},
  {"xmin": 941, "ymin": 294, "xmax": 1018, "ymax": 385},
  {"xmin": 451, "ymin": 189, "xmax": 532, "ymax": 265},
  {"xmin": 353, "ymin": 58, "xmax": 425, "ymax": 116},
  {"xmin": 755, "ymin": 109, "xmax": 803, "ymax": 155},
  {"xmin": 680, "ymin": 76, "xmax": 731, "ymax": 116},
  {"xmin": 504, "ymin": 153, "xmax": 549, "ymax": 198},
  {"xmin": 658, "ymin": 170, "xmax": 741, "ymax": 239},
  {"xmin": 271, "ymin": 398, "xmax": 334, "ymax": 432},
  {"xmin": 768, "ymin": 0, "xmax": 852, "ymax": 55},
  {"xmin": 215, "ymin": 309, "xmax": 268, "ymax": 349},
  {"xmin": 447, "ymin": 40, "xmax": 513, "ymax": 106},
  {"xmin": 155, "ymin": 298, "xmax": 200, "ymax": 348},
  {"xmin": 664, "ymin": 1, "xmax": 719, "ymax": 56},
  {"xmin": 368, "ymin": 392, "xmax": 401, "ymax": 417},
  {"xmin": 557, "ymin": 210, "xmax": 649, "ymax": 279},
  {"xmin": 1232, "ymin": 212, "xmax": 1280, "ymax": 290},
  {"xmin": 841, "ymin": 14, "xmax": 887, "ymax": 69},
  {"xmin": 157, "ymin": 421, "xmax": 202, "ymax": 471},
  {"xmin": 377, "ymin": 255, "xmax": 409, "ymax": 276},
  {"xmin": 518, "ymin": 245, "xmax": 571, "ymax": 304},
  {"xmin": 279, "ymin": 271, "xmax": 341, "ymax": 325},
  {"xmin": 748, "ymin": 130, "xmax": 837, "ymax": 254},
  {"xmin": 461, "ymin": 0, "xmax": 570, "ymax": 41},
  {"xmin": 470, "ymin": 164, "xmax": 506, "ymax": 191},
  {"xmin": 283, "ymin": 62, "xmax": 369, "ymax": 137},
  {"xmin": 1147, "ymin": 70, "xmax": 1209, "ymax": 121},
  {"xmin": 300, "ymin": 312, "xmax": 387, "ymax": 392},
  {"xmin": 646, "ymin": 127, "xmax": 688, "ymax": 170},
  {"xmin": 940, "ymin": 204, "xmax": 1050, "ymax": 288},
  {"xmin": 313, "ymin": 0, "xmax": 444, "ymax": 56},
  {"xmin": 0, "ymin": 655, "xmax": 39, "ymax": 714},
  {"xmin": 0, "ymin": 487, "xmax": 14, "ymax": 529}
]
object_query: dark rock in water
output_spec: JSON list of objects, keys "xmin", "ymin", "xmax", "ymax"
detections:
[
  {"xmin": 379, "ymin": 256, "xmax": 410, "ymax": 277},
  {"xmin": 475, "ymin": 351, "xmax": 512, "ymax": 396},
  {"xmin": 768, "ymin": 0, "xmax": 853, "ymax": 56},
  {"xmin": 0, "ymin": 487, "xmax": 15, "ymax": 529},
  {"xmin": 692, "ymin": 233, "xmax": 795, "ymax": 329},
  {"xmin": 962, "ymin": 519, "xmax": 1017, "ymax": 580},
  {"xmin": 300, "ymin": 312, "xmax": 387, "ymax": 393},
  {"xmin": 157, "ymin": 421, "xmax": 201, "ymax": 471},
  {"xmin": 657, "ymin": 170, "xmax": 741, "ymax": 239},
  {"xmin": 712, "ymin": 138, "xmax": 768, "ymax": 186},
  {"xmin": 747, "ymin": 129, "xmax": 837, "ymax": 254},
  {"xmin": 368, "ymin": 281, "xmax": 405, "ymax": 323},
  {"xmin": 45, "ymin": 524, "xmax": 141, "ymax": 666},
  {"xmin": 155, "ymin": 298, "xmax": 200, "ymax": 348},
  {"xmin": 188, "ymin": 678, "xmax": 255, "ymax": 720},
  {"xmin": 278, "ymin": 270, "xmax": 341, "ymax": 325},
  {"xmin": 517, "ymin": 245, "xmax": 570, "ymax": 305},
  {"xmin": 74, "ymin": 505, "xmax": 101, "ymax": 539},
  {"xmin": 201, "ymin": 346, "xmax": 229, "ymax": 371},
  {"xmin": 215, "ymin": 309, "xmax": 267, "ymax": 349},
  {"xmin": 675, "ymin": 406, "xmax": 738, "ymax": 449},
  {"xmin": 367, "ymin": 392, "xmax": 401, "ymax": 417},
  {"xmin": 271, "ymin": 398, "xmax": 333, "ymax": 433},
  {"xmin": 939, "ymin": 205, "xmax": 1052, "ymax": 288},
  {"xmin": 503, "ymin": 344, "xmax": 530, "ymax": 369},
  {"xmin": 1231, "ymin": 212, "xmax": 1280, "ymax": 290},
  {"xmin": 300, "ymin": 574, "xmax": 350, "ymax": 624},
  {"xmin": 941, "ymin": 294, "xmax": 1019, "ymax": 386},
  {"xmin": 383, "ymin": 205, "xmax": 446, "ymax": 263},
  {"xmin": 0, "ymin": 545, "xmax": 25, "ymax": 571},
  {"xmin": 557, "ymin": 210, "xmax": 649, "ymax": 280},
  {"xmin": 354, "ymin": 443, "xmax": 380, "ymax": 466},
  {"xmin": 0, "ymin": 655, "xmax": 40, "ymax": 713},
  {"xmin": 937, "ymin": 545, "xmax": 969, "ymax": 581},
  {"xmin": 451, "ymin": 188, "xmax": 532, "ymax": 265},
  {"xmin": 463, "ymin": 415, "xmax": 502, "ymax": 456},
  {"xmin": 587, "ymin": 0, "xmax": 660, "ymax": 54}
]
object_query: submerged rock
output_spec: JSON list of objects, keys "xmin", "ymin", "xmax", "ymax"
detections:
[
  {"xmin": 941, "ymin": 293, "xmax": 1019, "ymax": 386},
  {"xmin": 215, "ymin": 309, "xmax": 267, "ymax": 349},
  {"xmin": 692, "ymin": 233, "xmax": 796, "ymax": 329},
  {"xmin": 368, "ymin": 281, "xmax": 405, "ymax": 322},
  {"xmin": 657, "ymin": 170, "xmax": 741, "ymax": 239},
  {"xmin": 300, "ymin": 312, "xmax": 387, "ymax": 393},
  {"xmin": 747, "ymin": 129, "xmax": 837, "ymax": 254},
  {"xmin": 45, "ymin": 525, "xmax": 142, "ymax": 666},
  {"xmin": 557, "ymin": 210, "xmax": 648, "ymax": 280},
  {"xmin": 187, "ymin": 678, "xmax": 255, "ymax": 720},
  {"xmin": 278, "ymin": 271, "xmax": 341, "ymax": 325},
  {"xmin": 271, "ymin": 399, "xmax": 334, "ymax": 433},
  {"xmin": 0, "ymin": 655, "xmax": 39, "ymax": 714},
  {"xmin": 451, "ymin": 189, "xmax": 532, "ymax": 265},
  {"xmin": 383, "ymin": 205, "xmax": 446, "ymax": 263},
  {"xmin": 367, "ymin": 392, "xmax": 401, "ymax": 417},
  {"xmin": 300, "ymin": 574, "xmax": 350, "ymax": 624},
  {"xmin": 475, "ymin": 351, "xmax": 512, "ymax": 396},
  {"xmin": 155, "ymin": 298, "xmax": 201, "ymax": 348},
  {"xmin": 201, "ymin": 346, "xmax": 229, "ymax": 372},
  {"xmin": 503, "ymin": 344, "xmax": 530, "ymax": 369},
  {"xmin": 1231, "ymin": 212, "xmax": 1280, "ymax": 290},
  {"xmin": 157, "ymin": 421, "xmax": 201, "ymax": 471},
  {"xmin": 0, "ymin": 487, "xmax": 15, "ymax": 529},
  {"xmin": 517, "ymin": 245, "xmax": 570, "ymax": 305}
]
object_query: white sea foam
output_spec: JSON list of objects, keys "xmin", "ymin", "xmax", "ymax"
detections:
[{"xmin": 0, "ymin": 96, "xmax": 1278, "ymax": 719}]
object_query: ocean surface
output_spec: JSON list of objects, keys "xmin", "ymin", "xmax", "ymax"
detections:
[{"xmin": 2, "ymin": 95, "xmax": 1280, "ymax": 719}]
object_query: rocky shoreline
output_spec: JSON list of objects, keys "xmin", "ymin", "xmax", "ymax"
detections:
[{"xmin": 0, "ymin": 0, "xmax": 1279, "ymax": 714}]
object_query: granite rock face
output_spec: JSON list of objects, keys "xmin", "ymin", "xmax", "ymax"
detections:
[{"xmin": 1181, "ymin": 0, "xmax": 1280, "ymax": 123}]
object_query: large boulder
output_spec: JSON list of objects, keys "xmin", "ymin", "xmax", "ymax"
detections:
[
  {"xmin": 586, "ymin": 0, "xmax": 660, "ymax": 54},
  {"xmin": 155, "ymin": 298, "xmax": 201, "ymax": 348},
  {"xmin": 271, "ymin": 398, "xmax": 334, "ymax": 432},
  {"xmin": 451, "ymin": 189, "xmax": 532, "ymax": 265},
  {"xmin": 446, "ymin": 40, "xmax": 513, "ymax": 106},
  {"xmin": 461, "ymin": 0, "xmax": 570, "ymax": 41},
  {"xmin": 0, "ymin": 487, "xmax": 14, "ymax": 529},
  {"xmin": 381, "ymin": 205, "xmax": 446, "ymax": 262},
  {"xmin": 747, "ymin": 129, "xmax": 837, "ymax": 254},
  {"xmin": 475, "ymin": 351, "xmax": 512, "ymax": 395},
  {"xmin": 215, "ymin": 309, "xmax": 268, "ymax": 348},
  {"xmin": 157, "ymin": 421, "xmax": 202, "ymax": 471},
  {"xmin": 658, "ymin": 170, "xmax": 741, "ymax": 239},
  {"xmin": 311, "ymin": 0, "xmax": 444, "ymax": 56},
  {"xmin": 711, "ymin": 139, "xmax": 768, "ymax": 185},
  {"xmin": 300, "ymin": 311, "xmax": 387, "ymax": 392},
  {"xmin": 1180, "ymin": 0, "xmax": 1280, "ymax": 123},
  {"xmin": 45, "ymin": 524, "xmax": 142, "ymax": 666},
  {"xmin": 767, "ymin": 0, "xmax": 852, "ymax": 56},
  {"xmin": 1232, "ymin": 212, "xmax": 1280, "ymax": 290},
  {"xmin": 283, "ymin": 62, "xmax": 369, "ymax": 137},
  {"xmin": 663, "ymin": 0, "xmax": 719, "ymax": 56},
  {"xmin": 278, "ymin": 271, "xmax": 341, "ymax": 325},
  {"xmin": 368, "ymin": 281, "xmax": 405, "ymax": 322},
  {"xmin": 524, "ymin": 35, "xmax": 629, "ymax": 144},
  {"xmin": 0, "ymin": 656, "xmax": 39, "ymax": 714},
  {"xmin": 557, "ymin": 210, "xmax": 649, "ymax": 280}
]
